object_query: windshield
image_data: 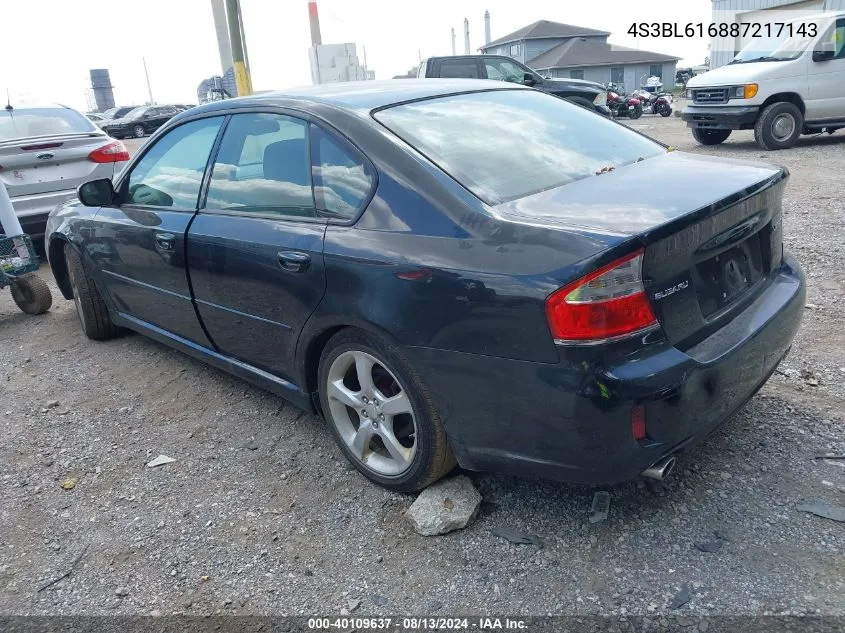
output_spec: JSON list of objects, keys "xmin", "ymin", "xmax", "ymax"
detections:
[
  {"xmin": 0, "ymin": 107, "xmax": 97, "ymax": 141},
  {"xmin": 375, "ymin": 89, "xmax": 665, "ymax": 205},
  {"xmin": 731, "ymin": 17, "xmax": 826, "ymax": 62},
  {"xmin": 125, "ymin": 106, "xmax": 148, "ymax": 119}
]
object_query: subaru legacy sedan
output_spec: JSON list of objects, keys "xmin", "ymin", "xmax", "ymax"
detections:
[{"xmin": 45, "ymin": 80, "xmax": 805, "ymax": 491}]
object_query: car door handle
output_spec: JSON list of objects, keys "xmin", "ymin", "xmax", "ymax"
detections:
[
  {"xmin": 277, "ymin": 250, "xmax": 311, "ymax": 273},
  {"xmin": 155, "ymin": 232, "xmax": 176, "ymax": 252}
]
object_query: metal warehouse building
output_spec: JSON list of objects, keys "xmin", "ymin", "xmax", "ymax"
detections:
[
  {"xmin": 710, "ymin": 0, "xmax": 845, "ymax": 68},
  {"xmin": 480, "ymin": 20, "xmax": 679, "ymax": 92}
]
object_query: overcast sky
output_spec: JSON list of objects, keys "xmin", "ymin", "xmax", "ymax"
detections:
[{"xmin": 0, "ymin": 0, "xmax": 712, "ymax": 111}]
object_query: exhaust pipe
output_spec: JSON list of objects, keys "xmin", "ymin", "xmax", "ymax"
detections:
[{"xmin": 642, "ymin": 456, "xmax": 676, "ymax": 481}]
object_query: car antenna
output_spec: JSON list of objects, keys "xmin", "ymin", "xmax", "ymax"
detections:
[{"xmin": 5, "ymin": 89, "xmax": 13, "ymax": 111}]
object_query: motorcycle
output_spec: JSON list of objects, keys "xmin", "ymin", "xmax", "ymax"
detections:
[
  {"xmin": 605, "ymin": 84, "xmax": 642, "ymax": 119},
  {"xmin": 632, "ymin": 88, "xmax": 672, "ymax": 117}
]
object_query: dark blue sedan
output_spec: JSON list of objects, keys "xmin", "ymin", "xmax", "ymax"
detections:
[{"xmin": 45, "ymin": 80, "xmax": 805, "ymax": 491}]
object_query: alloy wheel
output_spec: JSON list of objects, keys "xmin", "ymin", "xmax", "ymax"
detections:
[{"xmin": 325, "ymin": 350, "xmax": 417, "ymax": 476}]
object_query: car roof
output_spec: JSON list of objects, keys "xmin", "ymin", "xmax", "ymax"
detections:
[{"xmin": 187, "ymin": 79, "xmax": 530, "ymax": 116}]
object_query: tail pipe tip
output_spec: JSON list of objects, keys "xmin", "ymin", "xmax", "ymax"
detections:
[{"xmin": 642, "ymin": 456, "xmax": 677, "ymax": 481}]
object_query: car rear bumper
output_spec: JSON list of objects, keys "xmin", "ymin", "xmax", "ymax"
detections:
[
  {"xmin": 10, "ymin": 189, "xmax": 79, "ymax": 239},
  {"xmin": 681, "ymin": 105, "xmax": 760, "ymax": 130},
  {"xmin": 408, "ymin": 253, "xmax": 805, "ymax": 484}
]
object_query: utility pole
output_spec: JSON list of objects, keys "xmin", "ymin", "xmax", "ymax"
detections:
[
  {"xmin": 142, "ymin": 57, "xmax": 155, "ymax": 104},
  {"xmin": 451, "ymin": 27, "xmax": 456, "ymax": 55},
  {"xmin": 225, "ymin": 0, "xmax": 252, "ymax": 96},
  {"xmin": 209, "ymin": 0, "xmax": 233, "ymax": 75},
  {"xmin": 235, "ymin": 0, "xmax": 252, "ymax": 81}
]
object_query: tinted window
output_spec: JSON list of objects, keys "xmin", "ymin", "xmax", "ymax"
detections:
[
  {"xmin": 205, "ymin": 113, "xmax": 314, "ymax": 218},
  {"xmin": 0, "ymin": 107, "xmax": 97, "ymax": 141},
  {"xmin": 375, "ymin": 89, "xmax": 665, "ymax": 205},
  {"xmin": 310, "ymin": 125, "xmax": 374, "ymax": 220},
  {"xmin": 126, "ymin": 117, "xmax": 223, "ymax": 208},
  {"xmin": 439, "ymin": 60, "xmax": 479, "ymax": 78},
  {"xmin": 485, "ymin": 59, "xmax": 526, "ymax": 83},
  {"xmin": 819, "ymin": 18, "xmax": 845, "ymax": 58}
]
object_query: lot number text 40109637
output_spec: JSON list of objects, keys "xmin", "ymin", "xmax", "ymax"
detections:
[{"xmin": 627, "ymin": 22, "xmax": 818, "ymax": 38}]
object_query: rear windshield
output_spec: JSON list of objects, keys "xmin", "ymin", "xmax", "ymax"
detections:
[
  {"xmin": 374, "ymin": 89, "xmax": 665, "ymax": 205},
  {"xmin": 0, "ymin": 107, "xmax": 97, "ymax": 141}
]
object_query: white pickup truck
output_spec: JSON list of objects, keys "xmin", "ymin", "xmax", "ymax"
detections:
[{"xmin": 682, "ymin": 11, "xmax": 845, "ymax": 150}]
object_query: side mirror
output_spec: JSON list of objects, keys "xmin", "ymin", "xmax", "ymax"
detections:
[
  {"xmin": 523, "ymin": 72, "xmax": 536, "ymax": 85},
  {"xmin": 77, "ymin": 178, "xmax": 115, "ymax": 207},
  {"xmin": 813, "ymin": 41, "xmax": 836, "ymax": 61}
]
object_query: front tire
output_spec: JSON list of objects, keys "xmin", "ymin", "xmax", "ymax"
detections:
[
  {"xmin": 133, "ymin": 125, "xmax": 145, "ymax": 138},
  {"xmin": 64, "ymin": 246, "xmax": 120, "ymax": 340},
  {"xmin": 318, "ymin": 329, "xmax": 455, "ymax": 492},
  {"xmin": 10, "ymin": 273, "xmax": 52, "ymax": 314},
  {"xmin": 754, "ymin": 102, "xmax": 803, "ymax": 150},
  {"xmin": 692, "ymin": 128, "xmax": 731, "ymax": 145}
]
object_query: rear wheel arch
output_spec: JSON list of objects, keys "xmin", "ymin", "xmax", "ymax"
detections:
[
  {"xmin": 48, "ymin": 236, "xmax": 74, "ymax": 300},
  {"xmin": 298, "ymin": 318, "xmax": 407, "ymax": 415}
]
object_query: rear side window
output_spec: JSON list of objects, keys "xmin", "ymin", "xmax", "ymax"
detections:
[
  {"xmin": 439, "ymin": 60, "xmax": 480, "ymax": 78},
  {"xmin": 205, "ymin": 113, "xmax": 315, "ymax": 218},
  {"xmin": 310, "ymin": 125, "xmax": 374, "ymax": 220},
  {"xmin": 0, "ymin": 108, "xmax": 97, "ymax": 141},
  {"xmin": 374, "ymin": 89, "xmax": 665, "ymax": 205},
  {"xmin": 126, "ymin": 117, "xmax": 223, "ymax": 208}
]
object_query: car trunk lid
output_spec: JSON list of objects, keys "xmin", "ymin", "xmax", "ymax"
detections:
[
  {"xmin": 495, "ymin": 151, "xmax": 787, "ymax": 350},
  {"xmin": 0, "ymin": 133, "xmax": 111, "ymax": 198}
]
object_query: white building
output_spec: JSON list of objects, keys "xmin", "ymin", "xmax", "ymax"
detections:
[
  {"xmin": 710, "ymin": 0, "xmax": 845, "ymax": 68},
  {"xmin": 309, "ymin": 43, "xmax": 374, "ymax": 84}
]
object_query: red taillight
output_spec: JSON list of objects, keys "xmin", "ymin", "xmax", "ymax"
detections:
[
  {"xmin": 545, "ymin": 249, "xmax": 657, "ymax": 342},
  {"xmin": 88, "ymin": 140, "xmax": 129, "ymax": 163},
  {"xmin": 631, "ymin": 404, "xmax": 647, "ymax": 441}
]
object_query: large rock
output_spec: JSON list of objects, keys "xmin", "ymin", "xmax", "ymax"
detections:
[{"xmin": 406, "ymin": 475, "xmax": 482, "ymax": 536}]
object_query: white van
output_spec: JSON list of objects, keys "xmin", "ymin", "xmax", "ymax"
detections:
[{"xmin": 682, "ymin": 11, "xmax": 845, "ymax": 149}]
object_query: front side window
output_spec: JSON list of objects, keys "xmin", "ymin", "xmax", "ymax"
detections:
[
  {"xmin": 205, "ymin": 113, "xmax": 315, "ymax": 218},
  {"xmin": 310, "ymin": 125, "xmax": 374, "ymax": 220},
  {"xmin": 375, "ymin": 89, "xmax": 665, "ymax": 205},
  {"xmin": 817, "ymin": 18, "xmax": 845, "ymax": 59},
  {"xmin": 439, "ymin": 60, "xmax": 479, "ymax": 78},
  {"xmin": 485, "ymin": 59, "xmax": 527, "ymax": 83},
  {"xmin": 126, "ymin": 117, "xmax": 223, "ymax": 208}
]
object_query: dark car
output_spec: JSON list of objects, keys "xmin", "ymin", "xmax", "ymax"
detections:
[
  {"xmin": 100, "ymin": 105, "xmax": 140, "ymax": 123},
  {"xmin": 100, "ymin": 104, "xmax": 180, "ymax": 139},
  {"xmin": 418, "ymin": 55, "xmax": 610, "ymax": 116},
  {"xmin": 45, "ymin": 80, "xmax": 804, "ymax": 492}
]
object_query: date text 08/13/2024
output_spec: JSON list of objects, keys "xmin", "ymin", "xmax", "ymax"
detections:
[
  {"xmin": 307, "ymin": 617, "xmax": 528, "ymax": 630},
  {"xmin": 628, "ymin": 21, "xmax": 819, "ymax": 38}
]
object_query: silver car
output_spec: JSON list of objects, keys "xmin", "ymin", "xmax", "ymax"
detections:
[{"xmin": 0, "ymin": 104, "xmax": 129, "ymax": 239}]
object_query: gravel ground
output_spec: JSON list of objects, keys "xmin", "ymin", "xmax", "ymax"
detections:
[{"xmin": 1, "ymin": 112, "xmax": 843, "ymax": 617}]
